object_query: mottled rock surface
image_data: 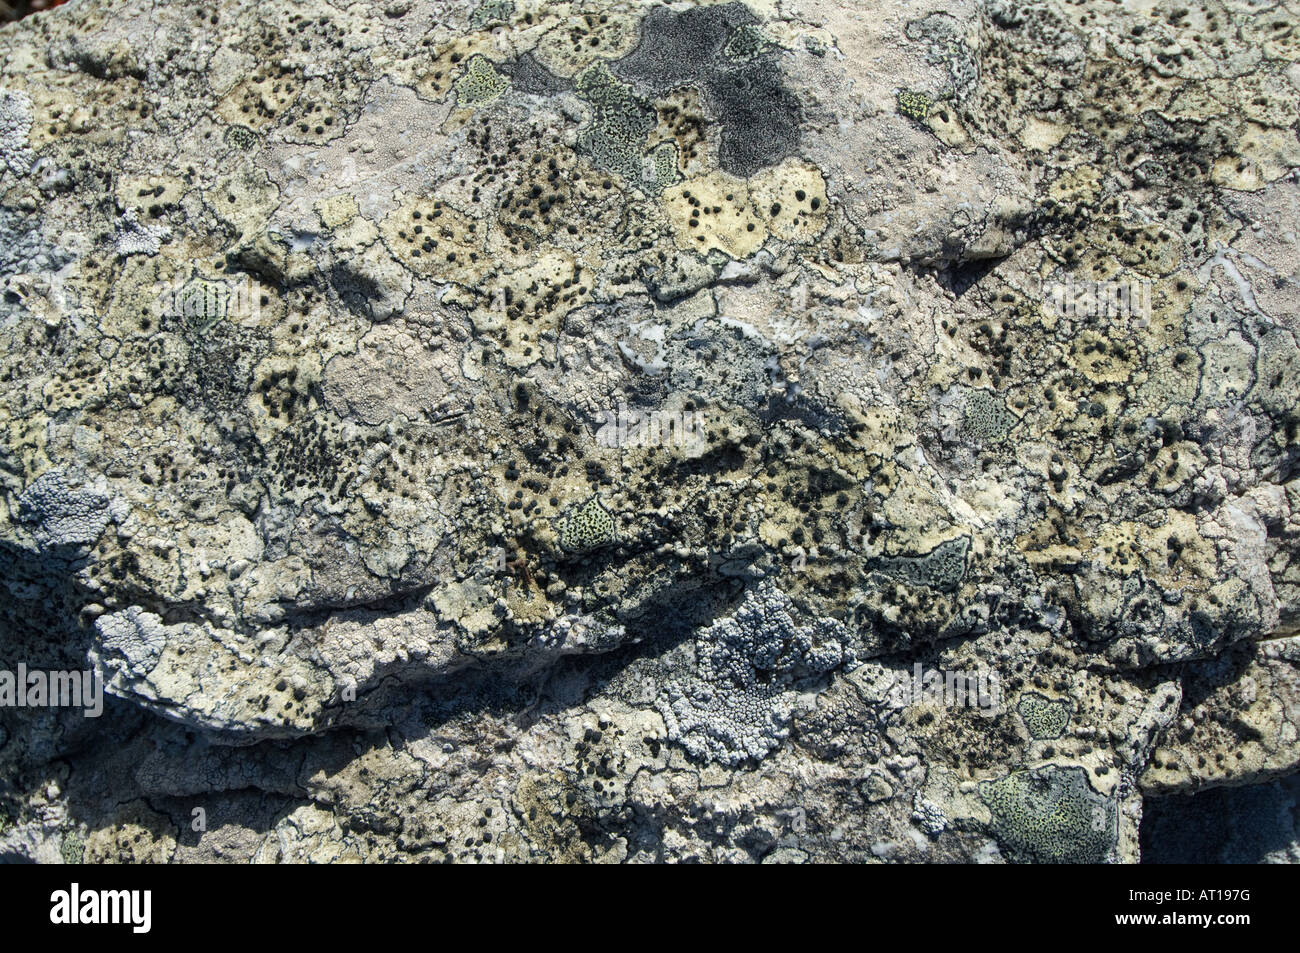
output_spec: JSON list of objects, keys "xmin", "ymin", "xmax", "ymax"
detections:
[{"xmin": 0, "ymin": 0, "xmax": 1298, "ymax": 862}]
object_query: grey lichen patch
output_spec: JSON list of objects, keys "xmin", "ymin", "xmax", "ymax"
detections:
[
  {"xmin": 962, "ymin": 387, "xmax": 1019, "ymax": 443},
  {"xmin": 656, "ymin": 582, "xmax": 849, "ymax": 766},
  {"xmin": 706, "ymin": 61, "xmax": 802, "ymax": 179},
  {"xmin": 94, "ymin": 607, "xmax": 168, "ymax": 678},
  {"xmin": 558, "ymin": 495, "xmax": 617, "ymax": 553},
  {"xmin": 611, "ymin": 2, "xmax": 801, "ymax": 177},
  {"xmin": 1017, "ymin": 692, "xmax": 1072, "ymax": 740},
  {"xmin": 980, "ymin": 766, "xmax": 1117, "ymax": 864},
  {"xmin": 574, "ymin": 62, "xmax": 656, "ymax": 184},
  {"xmin": 872, "ymin": 536, "xmax": 970, "ymax": 592},
  {"xmin": 468, "ymin": 0, "xmax": 514, "ymax": 29},
  {"xmin": 497, "ymin": 53, "xmax": 571, "ymax": 97}
]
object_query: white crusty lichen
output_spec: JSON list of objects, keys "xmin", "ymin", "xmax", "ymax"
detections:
[
  {"xmin": 93, "ymin": 606, "xmax": 170, "ymax": 677},
  {"xmin": 0, "ymin": 88, "xmax": 34, "ymax": 176},
  {"xmin": 113, "ymin": 207, "xmax": 166, "ymax": 256},
  {"xmin": 656, "ymin": 581, "xmax": 850, "ymax": 766},
  {"xmin": 14, "ymin": 468, "xmax": 114, "ymax": 548}
]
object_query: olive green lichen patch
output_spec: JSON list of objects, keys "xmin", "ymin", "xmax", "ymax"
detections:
[
  {"xmin": 663, "ymin": 173, "xmax": 767, "ymax": 258},
  {"xmin": 1018, "ymin": 692, "xmax": 1072, "ymax": 740},
  {"xmin": 458, "ymin": 249, "xmax": 590, "ymax": 368},
  {"xmin": 534, "ymin": 9, "xmax": 640, "ymax": 77},
  {"xmin": 749, "ymin": 159, "xmax": 829, "ymax": 244},
  {"xmin": 652, "ymin": 88, "xmax": 710, "ymax": 178},
  {"xmin": 380, "ymin": 197, "xmax": 489, "ymax": 284},
  {"xmin": 559, "ymin": 495, "xmax": 617, "ymax": 553},
  {"xmin": 897, "ymin": 90, "xmax": 932, "ymax": 120},
  {"xmin": 980, "ymin": 766, "xmax": 1116, "ymax": 864},
  {"xmin": 416, "ymin": 35, "xmax": 495, "ymax": 101},
  {"xmin": 455, "ymin": 54, "xmax": 510, "ymax": 108}
]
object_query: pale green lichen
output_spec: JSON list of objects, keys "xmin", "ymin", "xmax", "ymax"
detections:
[
  {"xmin": 980, "ymin": 766, "xmax": 1115, "ymax": 864},
  {"xmin": 1018, "ymin": 692, "xmax": 1072, "ymax": 740},
  {"xmin": 60, "ymin": 829, "xmax": 85, "ymax": 864},
  {"xmin": 455, "ymin": 54, "xmax": 510, "ymax": 108},
  {"xmin": 469, "ymin": 0, "xmax": 514, "ymax": 29},
  {"xmin": 724, "ymin": 24, "xmax": 776, "ymax": 62},
  {"xmin": 559, "ymin": 495, "xmax": 617, "ymax": 553},
  {"xmin": 962, "ymin": 387, "xmax": 1019, "ymax": 443},
  {"xmin": 574, "ymin": 62, "xmax": 655, "ymax": 183}
]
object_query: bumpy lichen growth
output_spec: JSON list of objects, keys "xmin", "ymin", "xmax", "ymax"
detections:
[
  {"xmin": 559, "ymin": 495, "xmax": 617, "ymax": 553},
  {"xmin": 656, "ymin": 582, "xmax": 849, "ymax": 765},
  {"xmin": 0, "ymin": 88, "xmax": 35, "ymax": 175},
  {"xmin": 1018, "ymin": 693, "xmax": 1072, "ymax": 740},
  {"xmin": 16, "ymin": 469, "xmax": 113, "ymax": 548},
  {"xmin": 980, "ymin": 767, "xmax": 1116, "ymax": 864}
]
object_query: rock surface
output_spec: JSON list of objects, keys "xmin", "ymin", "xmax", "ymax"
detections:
[{"xmin": 0, "ymin": 0, "xmax": 1298, "ymax": 862}]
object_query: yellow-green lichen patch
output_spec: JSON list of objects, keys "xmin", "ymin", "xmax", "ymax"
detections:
[
  {"xmin": 896, "ymin": 89, "xmax": 931, "ymax": 120},
  {"xmin": 314, "ymin": 193, "xmax": 359, "ymax": 230},
  {"xmin": 724, "ymin": 23, "xmax": 778, "ymax": 63},
  {"xmin": 493, "ymin": 144, "xmax": 627, "ymax": 254},
  {"xmin": 454, "ymin": 54, "xmax": 510, "ymax": 108},
  {"xmin": 1212, "ymin": 122, "xmax": 1300, "ymax": 191}
]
